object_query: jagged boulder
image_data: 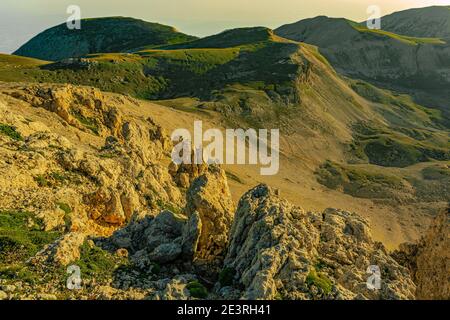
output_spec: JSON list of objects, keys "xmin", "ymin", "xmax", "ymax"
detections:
[
  {"xmin": 105, "ymin": 165, "xmax": 234, "ymax": 269},
  {"xmin": 170, "ymin": 152, "xmax": 209, "ymax": 188},
  {"xmin": 31, "ymin": 232, "xmax": 86, "ymax": 266},
  {"xmin": 185, "ymin": 166, "xmax": 235, "ymax": 262},
  {"xmin": 223, "ymin": 184, "xmax": 416, "ymax": 300},
  {"xmin": 128, "ymin": 210, "xmax": 186, "ymax": 267},
  {"xmin": 107, "ymin": 209, "xmax": 202, "ymax": 268},
  {"xmin": 181, "ymin": 212, "xmax": 202, "ymax": 260}
]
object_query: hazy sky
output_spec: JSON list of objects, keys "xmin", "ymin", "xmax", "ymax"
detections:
[{"xmin": 1, "ymin": 0, "xmax": 450, "ymax": 53}]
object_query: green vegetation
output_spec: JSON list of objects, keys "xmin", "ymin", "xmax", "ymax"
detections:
[
  {"xmin": 0, "ymin": 264, "xmax": 41, "ymax": 284},
  {"xmin": 57, "ymin": 202, "xmax": 72, "ymax": 215},
  {"xmin": 34, "ymin": 171, "xmax": 82, "ymax": 188},
  {"xmin": 0, "ymin": 124, "xmax": 23, "ymax": 141},
  {"xmin": 155, "ymin": 199, "xmax": 182, "ymax": 215},
  {"xmin": 316, "ymin": 160, "xmax": 406, "ymax": 200},
  {"xmin": 306, "ymin": 269, "xmax": 332, "ymax": 295},
  {"xmin": 71, "ymin": 110, "xmax": 99, "ymax": 135},
  {"xmin": 158, "ymin": 27, "xmax": 277, "ymax": 50},
  {"xmin": 422, "ymin": 165, "xmax": 450, "ymax": 180},
  {"xmin": 350, "ymin": 22, "xmax": 446, "ymax": 45},
  {"xmin": 186, "ymin": 280, "xmax": 208, "ymax": 299},
  {"xmin": 98, "ymin": 152, "xmax": 117, "ymax": 159},
  {"xmin": 314, "ymin": 259, "xmax": 330, "ymax": 271},
  {"xmin": 50, "ymin": 172, "xmax": 70, "ymax": 183},
  {"xmin": 350, "ymin": 80, "xmax": 446, "ymax": 128},
  {"xmin": 34, "ymin": 175, "xmax": 49, "ymax": 187},
  {"xmin": 219, "ymin": 267, "xmax": 236, "ymax": 287},
  {"xmin": 0, "ymin": 211, "xmax": 61, "ymax": 264},
  {"xmin": 73, "ymin": 241, "xmax": 128, "ymax": 281},
  {"xmin": 363, "ymin": 137, "xmax": 425, "ymax": 167},
  {"xmin": 0, "ymin": 54, "xmax": 48, "ymax": 82},
  {"xmin": 0, "ymin": 28, "xmax": 301, "ymax": 107},
  {"xmin": 317, "ymin": 160, "xmax": 450, "ymax": 202},
  {"xmin": 137, "ymin": 47, "xmax": 240, "ymax": 74},
  {"xmin": 350, "ymin": 120, "xmax": 449, "ymax": 168}
]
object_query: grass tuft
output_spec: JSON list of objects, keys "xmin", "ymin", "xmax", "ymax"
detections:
[
  {"xmin": 306, "ymin": 269, "xmax": 332, "ymax": 295},
  {"xmin": 186, "ymin": 280, "xmax": 208, "ymax": 299},
  {"xmin": 0, "ymin": 124, "xmax": 23, "ymax": 141}
]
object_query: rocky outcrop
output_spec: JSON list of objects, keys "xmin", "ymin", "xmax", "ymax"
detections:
[
  {"xmin": 169, "ymin": 153, "xmax": 209, "ymax": 189},
  {"xmin": 0, "ymin": 84, "xmax": 182, "ymax": 231},
  {"xmin": 185, "ymin": 166, "xmax": 235, "ymax": 263},
  {"xmin": 31, "ymin": 232, "xmax": 87, "ymax": 266},
  {"xmin": 106, "ymin": 165, "xmax": 235, "ymax": 269},
  {"xmin": 223, "ymin": 185, "xmax": 415, "ymax": 300},
  {"xmin": 393, "ymin": 208, "xmax": 449, "ymax": 300},
  {"xmin": 107, "ymin": 210, "xmax": 186, "ymax": 268},
  {"xmin": 0, "ymin": 83, "xmax": 185, "ymax": 274}
]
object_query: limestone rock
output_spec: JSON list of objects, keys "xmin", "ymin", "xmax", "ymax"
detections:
[
  {"xmin": 181, "ymin": 212, "xmax": 202, "ymax": 259},
  {"xmin": 109, "ymin": 210, "xmax": 187, "ymax": 267},
  {"xmin": 185, "ymin": 166, "xmax": 235, "ymax": 262},
  {"xmin": 144, "ymin": 210, "xmax": 185, "ymax": 250},
  {"xmin": 224, "ymin": 184, "xmax": 415, "ymax": 300},
  {"xmin": 170, "ymin": 151, "xmax": 209, "ymax": 188},
  {"xmin": 156, "ymin": 275, "xmax": 195, "ymax": 300},
  {"xmin": 0, "ymin": 291, "xmax": 7, "ymax": 300},
  {"xmin": 149, "ymin": 242, "xmax": 183, "ymax": 264},
  {"xmin": 32, "ymin": 232, "xmax": 86, "ymax": 266}
]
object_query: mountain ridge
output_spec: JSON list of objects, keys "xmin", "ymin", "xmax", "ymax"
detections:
[{"xmin": 275, "ymin": 7, "xmax": 450, "ymax": 121}]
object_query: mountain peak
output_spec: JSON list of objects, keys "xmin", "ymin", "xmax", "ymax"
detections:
[
  {"xmin": 159, "ymin": 26, "xmax": 276, "ymax": 50},
  {"xmin": 275, "ymin": 16, "xmax": 358, "ymax": 44},
  {"xmin": 14, "ymin": 17, "xmax": 197, "ymax": 61}
]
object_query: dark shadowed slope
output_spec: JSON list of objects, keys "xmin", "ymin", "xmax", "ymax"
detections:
[
  {"xmin": 376, "ymin": 6, "xmax": 450, "ymax": 39},
  {"xmin": 14, "ymin": 17, "xmax": 197, "ymax": 61}
]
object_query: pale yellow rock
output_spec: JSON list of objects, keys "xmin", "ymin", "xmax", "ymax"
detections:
[{"xmin": 185, "ymin": 166, "xmax": 235, "ymax": 262}]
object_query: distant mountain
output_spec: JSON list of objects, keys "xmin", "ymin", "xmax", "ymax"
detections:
[
  {"xmin": 275, "ymin": 16, "xmax": 359, "ymax": 47},
  {"xmin": 159, "ymin": 27, "xmax": 276, "ymax": 49},
  {"xmin": 376, "ymin": 6, "xmax": 450, "ymax": 39},
  {"xmin": 2, "ymin": 25, "xmax": 449, "ymax": 170},
  {"xmin": 275, "ymin": 7, "xmax": 450, "ymax": 117},
  {"xmin": 14, "ymin": 17, "xmax": 197, "ymax": 61}
]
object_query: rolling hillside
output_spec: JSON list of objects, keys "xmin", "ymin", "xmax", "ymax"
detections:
[
  {"xmin": 275, "ymin": 7, "xmax": 450, "ymax": 120},
  {"xmin": 14, "ymin": 17, "xmax": 197, "ymax": 61},
  {"xmin": 377, "ymin": 6, "xmax": 450, "ymax": 39}
]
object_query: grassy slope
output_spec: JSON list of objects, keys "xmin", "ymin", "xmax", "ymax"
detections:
[
  {"xmin": 1, "ymin": 28, "xmax": 449, "ymax": 229},
  {"xmin": 0, "ymin": 211, "xmax": 62, "ymax": 287},
  {"xmin": 275, "ymin": 14, "xmax": 450, "ymax": 122},
  {"xmin": 1, "ymin": 29, "xmax": 448, "ymax": 165},
  {"xmin": 0, "ymin": 54, "xmax": 49, "ymax": 82},
  {"xmin": 1, "ymin": 29, "xmax": 301, "ymax": 103},
  {"xmin": 348, "ymin": 21, "xmax": 446, "ymax": 45},
  {"xmin": 14, "ymin": 17, "xmax": 197, "ymax": 61}
]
